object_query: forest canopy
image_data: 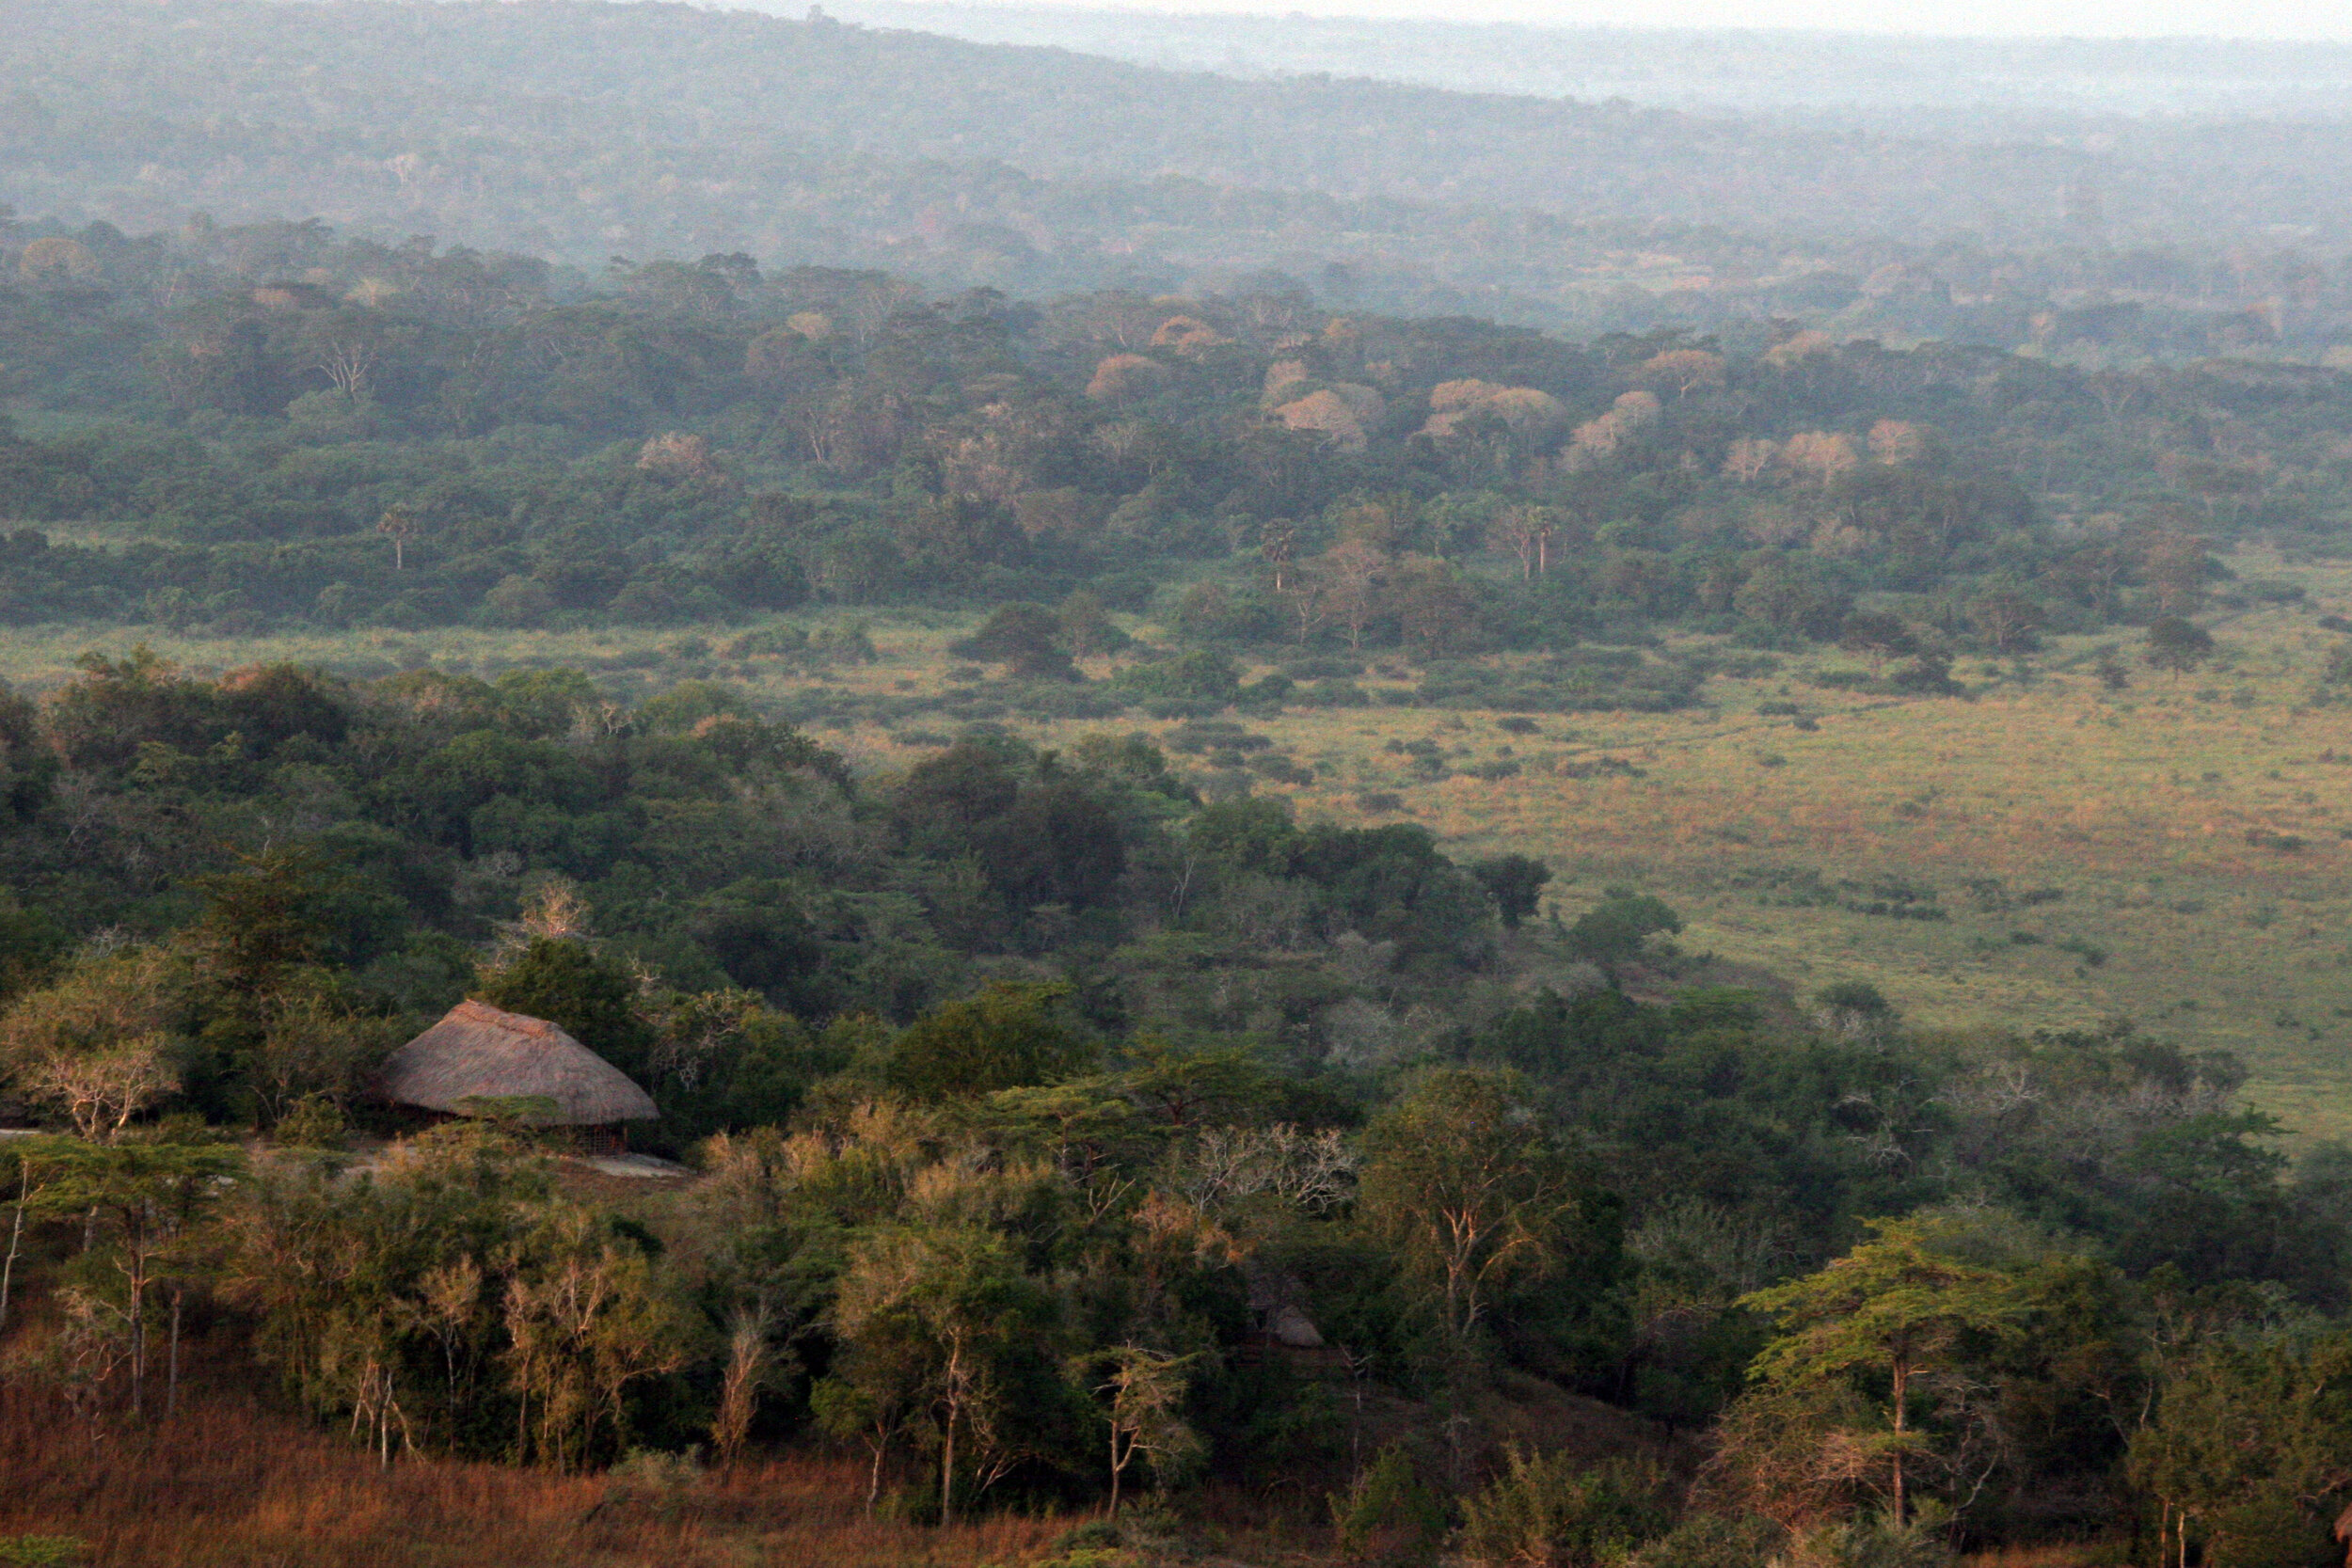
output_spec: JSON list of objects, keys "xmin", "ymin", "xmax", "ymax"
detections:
[
  {"xmin": 0, "ymin": 211, "xmax": 2328, "ymax": 691},
  {"xmin": 3, "ymin": 56, "xmax": 2352, "ymax": 1559},
  {"xmin": 2, "ymin": 636, "xmax": 2347, "ymax": 1567}
]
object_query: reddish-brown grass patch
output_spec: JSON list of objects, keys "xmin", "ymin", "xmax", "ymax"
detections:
[{"xmin": 0, "ymin": 1383, "xmax": 1064, "ymax": 1567}]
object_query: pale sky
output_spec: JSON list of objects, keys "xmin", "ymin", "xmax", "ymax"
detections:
[{"xmin": 912, "ymin": 0, "xmax": 2352, "ymax": 40}]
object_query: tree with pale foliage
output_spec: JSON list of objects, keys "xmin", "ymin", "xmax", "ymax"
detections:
[
  {"xmin": 1965, "ymin": 587, "xmax": 2042, "ymax": 654},
  {"xmin": 1867, "ymin": 419, "xmax": 1928, "ymax": 465},
  {"xmin": 0, "ymin": 945, "xmax": 186, "ymax": 1087},
  {"xmin": 2139, "ymin": 529, "xmax": 2213, "ymax": 616},
  {"xmin": 636, "ymin": 431, "xmax": 722, "ymax": 483},
  {"xmin": 1764, "ymin": 329, "xmax": 1836, "ymax": 368},
  {"xmin": 1421, "ymin": 379, "xmax": 1564, "ymax": 440},
  {"xmin": 1779, "ymin": 431, "xmax": 1860, "ymax": 486},
  {"xmin": 501, "ymin": 1206, "xmax": 693, "ymax": 1474},
  {"xmin": 1722, "ymin": 436, "xmax": 1779, "ymax": 483},
  {"xmin": 0, "ymin": 945, "xmax": 192, "ymax": 1141},
  {"xmin": 1486, "ymin": 504, "xmax": 1558, "ymax": 580},
  {"xmin": 711, "ymin": 1301, "xmax": 778, "ymax": 1468},
  {"xmin": 1279, "ymin": 565, "xmax": 1328, "ymax": 645},
  {"xmin": 1637, "ymin": 348, "xmax": 1727, "ymax": 399},
  {"xmin": 1168, "ymin": 1122, "xmax": 1357, "ymax": 1217},
  {"xmin": 1085, "ymin": 354, "xmax": 1165, "ymax": 404},
  {"xmin": 1276, "ymin": 388, "xmax": 1375, "ymax": 451},
  {"xmin": 20, "ymin": 237, "xmax": 100, "ymax": 282},
  {"xmin": 1317, "ymin": 539, "xmax": 1389, "ymax": 651},
  {"xmin": 24, "ymin": 1038, "xmax": 181, "ymax": 1141}
]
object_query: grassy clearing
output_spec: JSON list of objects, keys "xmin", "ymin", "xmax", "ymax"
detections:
[{"xmin": 6, "ymin": 550, "xmax": 2349, "ymax": 1140}]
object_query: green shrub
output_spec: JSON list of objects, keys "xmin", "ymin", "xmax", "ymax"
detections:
[
  {"xmin": 1034, "ymin": 1549, "xmax": 1128, "ymax": 1568},
  {"xmin": 1297, "ymin": 678, "xmax": 1372, "ymax": 707},
  {"xmin": 609, "ymin": 1446, "xmax": 706, "ymax": 1495},
  {"xmin": 723, "ymin": 625, "xmax": 810, "ymax": 659},
  {"xmin": 272, "ymin": 1093, "xmax": 349, "ymax": 1148},
  {"xmin": 1050, "ymin": 1518, "xmax": 1123, "ymax": 1551},
  {"xmin": 1457, "ymin": 1449, "xmax": 1672, "ymax": 1568},
  {"xmin": 2207, "ymin": 1497, "xmax": 2336, "ymax": 1568},
  {"xmin": 1328, "ymin": 1443, "xmax": 1449, "ymax": 1565},
  {"xmin": 1239, "ymin": 673, "xmax": 1294, "ymax": 707},
  {"xmin": 1627, "ymin": 1513, "xmax": 1785, "ymax": 1568},
  {"xmin": 1113, "ymin": 651, "xmax": 1241, "ymax": 705},
  {"xmin": 2055, "ymin": 936, "xmax": 2108, "ymax": 967},
  {"xmin": 1773, "ymin": 1514, "xmax": 1954, "ymax": 1568},
  {"xmin": 0, "ymin": 1539, "xmax": 87, "ymax": 1568}
]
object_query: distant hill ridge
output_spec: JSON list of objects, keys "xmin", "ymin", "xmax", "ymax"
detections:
[
  {"xmin": 2, "ymin": 0, "xmax": 2348, "ymax": 341},
  {"xmin": 818, "ymin": 2, "xmax": 2352, "ymax": 119}
]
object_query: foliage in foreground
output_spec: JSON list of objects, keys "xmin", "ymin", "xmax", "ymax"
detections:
[{"xmin": 0, "ymin": 644, "xmax": 2349, "ymax": 1563}]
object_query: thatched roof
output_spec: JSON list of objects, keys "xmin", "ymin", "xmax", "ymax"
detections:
[{"xmin": 381, "ymin": 1000, "xmax": 657, "ymax": 1125}]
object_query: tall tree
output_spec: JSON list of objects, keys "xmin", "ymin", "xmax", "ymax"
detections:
[
  {"xmin": 1740, "ymin": 1217, "xmax": 2024, "ymax": 1524},
  {"xmin": 829, "ymin": 1225, "xmax": 1059, "ymax": 1526},
  {"xmin": 2126, "ymin": 1330, "xmax": 2352, "ymax": 1568},
  {"xmin": 1317, "ymin": 540, "xmax": 1389, "ymax": 651},
  {"xmin": 1080, "ymin": 1345, "xmax": 1201, "ymax": 1517},
  {"xmin": 1359, "ymin": 1069, "xmax": 1588, "ymax": 1365},
  {"xmin": 376, "ymin": 504, "xmax": 422, "ymax": 571},
  {"xmin": 34, "ymin": 1137, "xmax": 244, "ymax": 1418}
]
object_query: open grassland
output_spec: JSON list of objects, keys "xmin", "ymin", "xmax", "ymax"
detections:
[{"xmin": 4, "ymin": 549, "xmax": 2348, "ymax": 1140}]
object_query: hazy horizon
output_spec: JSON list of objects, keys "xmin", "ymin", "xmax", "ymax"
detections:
[
  {"xmin": 805, "ymin": 0, "xmax": 2352, "ymax": 119},
  {"xmin": 805, "ymin": 0, "xmax": 2352, "ymax": 42}
]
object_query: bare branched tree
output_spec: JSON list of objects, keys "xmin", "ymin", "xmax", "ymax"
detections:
[{"xmin": 26, "ymin": 1037, "xmax": 181, "ymax": 1141}]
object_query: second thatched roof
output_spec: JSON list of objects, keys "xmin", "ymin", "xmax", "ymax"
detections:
[{"xmin": 381, "ymin": 1000, "xmax": 657, "ymax": 1125}]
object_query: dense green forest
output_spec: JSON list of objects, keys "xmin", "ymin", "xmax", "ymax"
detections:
[
  {"xmin": 0, "ymin": 209, "xmax": 2338, "ymax": 685},
  {"xmin": 9, "ymin": 0, "xmax": 2352, "ymax": 349},
  {"xmin": 6, "ymin": 634, "xmax": 2352, "ymax": 1566},
  {"xmin": 5, "ymin": 205, "xmax": 2352, "ymax": 1567}
]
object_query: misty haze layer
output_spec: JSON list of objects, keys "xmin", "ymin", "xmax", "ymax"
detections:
[
  {"xmin": 818, "ymin": 3, "xmax": 2352, "ymax": 119},
  {"xmin": 4, "ymin": 0, "xmax": 2351, "ymax": 350}
]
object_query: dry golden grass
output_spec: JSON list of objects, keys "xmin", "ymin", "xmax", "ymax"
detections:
[{"xmin": 0, "ymin": 1382, "xmax": 1067, "ymax": 1568}]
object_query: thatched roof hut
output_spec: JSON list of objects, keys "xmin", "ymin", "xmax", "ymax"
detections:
[{"xmin": 381, "ymin": 1000, "xmax": 657, "ymax": 1127}]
